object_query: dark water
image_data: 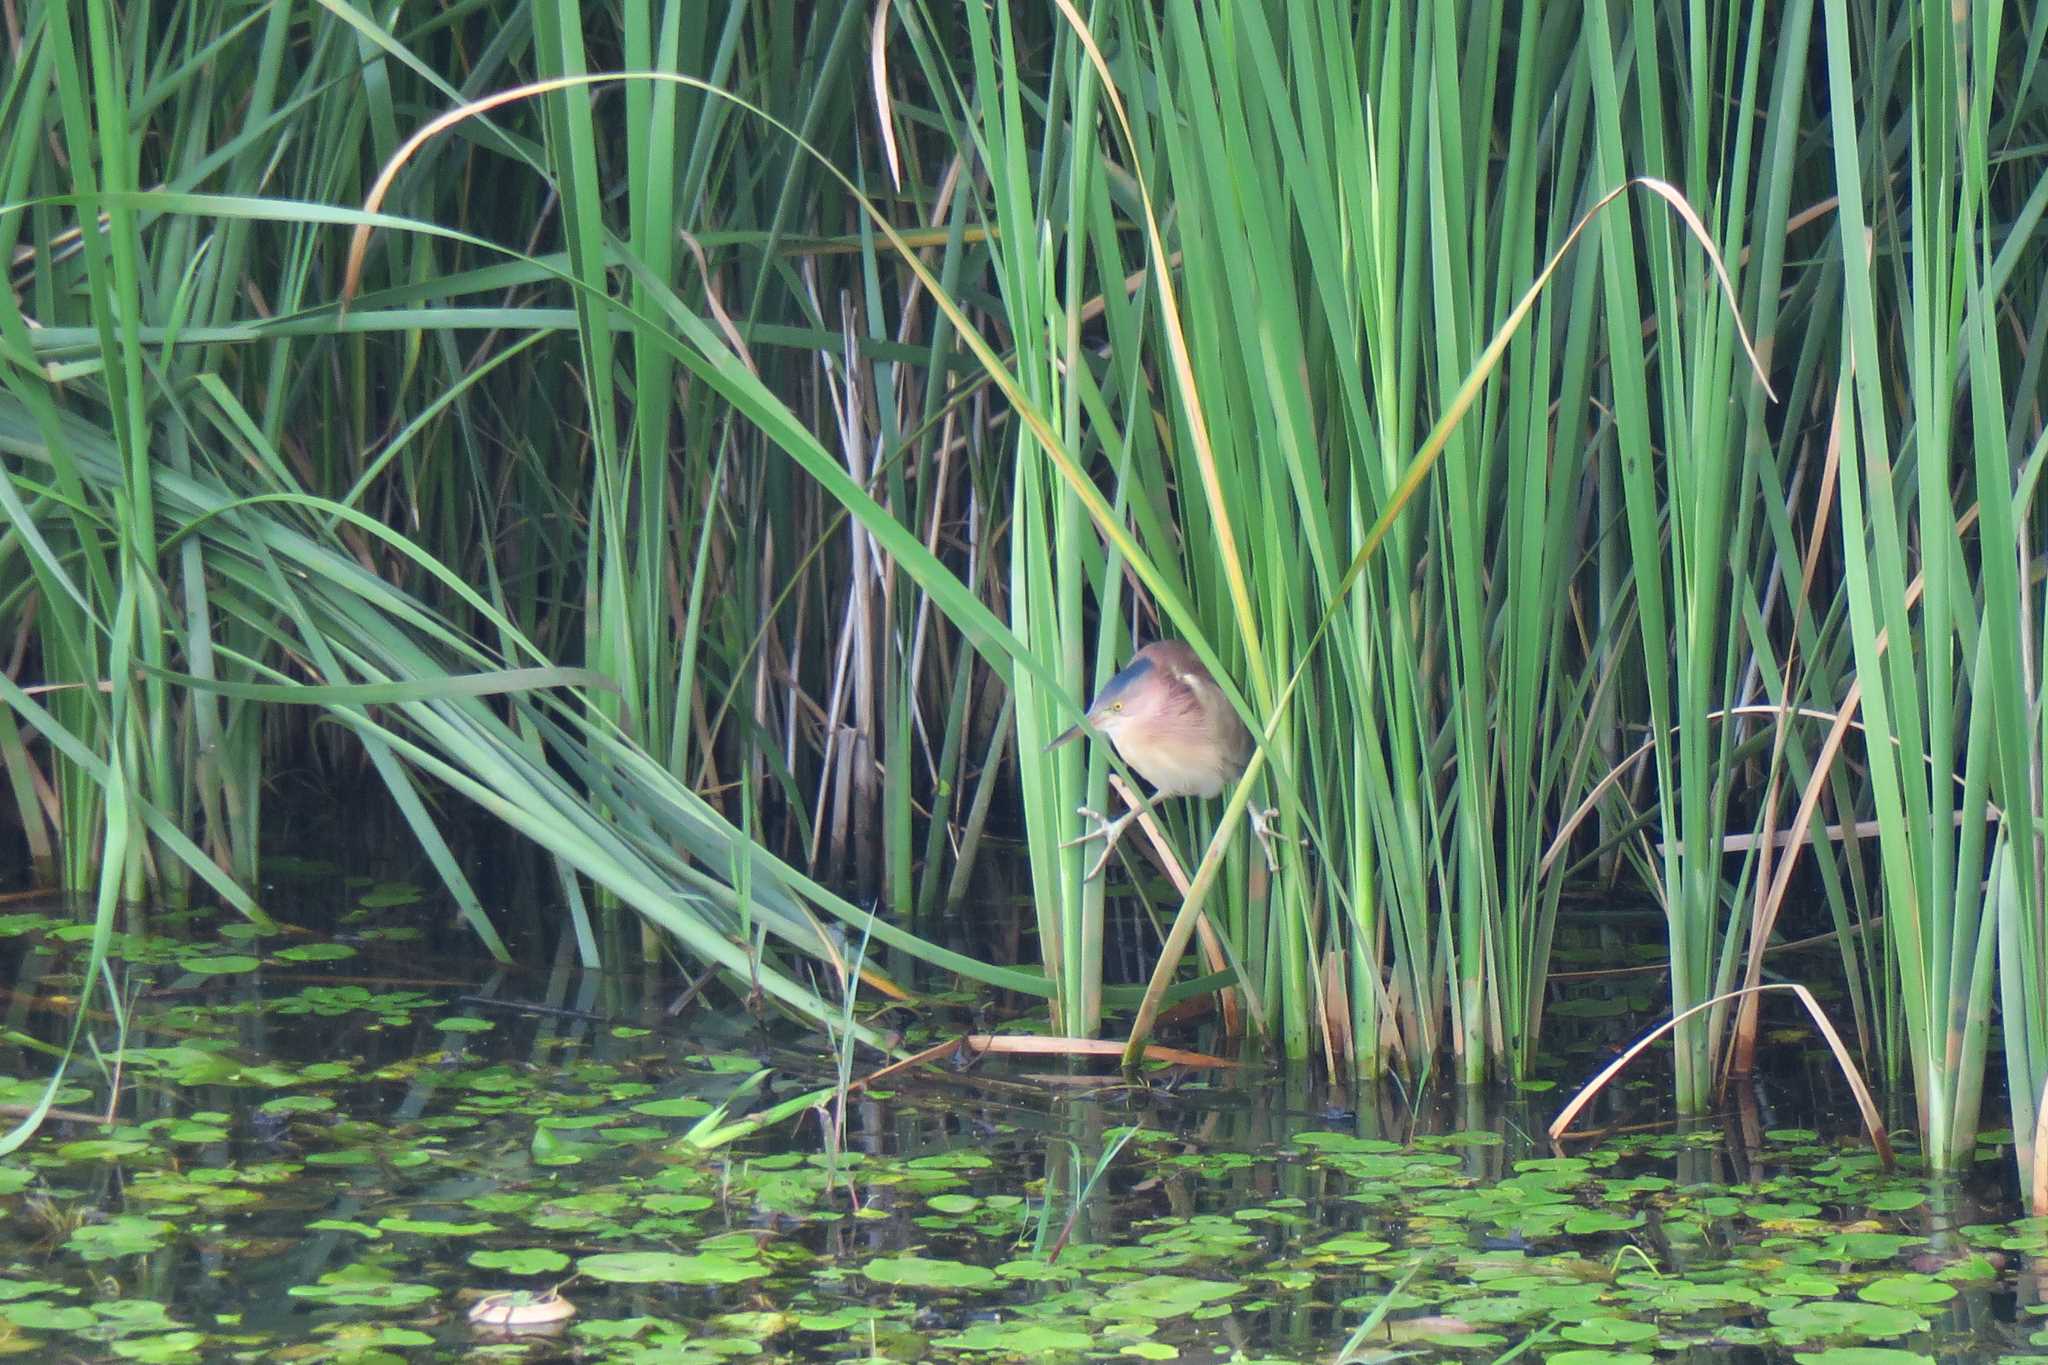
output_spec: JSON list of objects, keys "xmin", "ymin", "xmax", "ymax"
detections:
[{"xmin": 0, "ymin": 866, "xmax": 2037, "ymax": 1363}]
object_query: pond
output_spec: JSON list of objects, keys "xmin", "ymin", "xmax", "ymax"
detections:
[{"xmin": 0, "ymin": 870, "xmax": 2038, "ymax": 1363}]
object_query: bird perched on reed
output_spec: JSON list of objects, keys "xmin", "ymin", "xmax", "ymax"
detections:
[{"xmin": 1046, "ymin": 639, "xmax": 1285, "ymax": 879}]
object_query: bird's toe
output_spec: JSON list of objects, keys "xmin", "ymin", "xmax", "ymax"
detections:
[{"xmin": 1246, "ymin": 806, "xmax": 1301, "ymax": 872}]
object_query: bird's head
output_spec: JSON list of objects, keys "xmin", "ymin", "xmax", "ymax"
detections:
[{"xmin": 1046, "ymin": 654, "xmax": 1162, "ymax": 751}]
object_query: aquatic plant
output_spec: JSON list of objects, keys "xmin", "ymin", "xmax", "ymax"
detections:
[{"xmin": 1, "ymin": 0, "xmax": 2044, "ymax": 1183}]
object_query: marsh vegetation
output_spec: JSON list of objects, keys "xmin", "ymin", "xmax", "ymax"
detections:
[{"xmin": 3, "ymin": 0, "xmax": 2047, "ymax": 1211}]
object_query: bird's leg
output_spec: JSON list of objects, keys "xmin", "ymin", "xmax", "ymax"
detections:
[
  {"xmin": 1062, "ymin": 805, "xmax": 1139, "ymax": 880},
  {"xmin": 1245, "ymin": 804, "xmax": 1297, "ymax": 873}
]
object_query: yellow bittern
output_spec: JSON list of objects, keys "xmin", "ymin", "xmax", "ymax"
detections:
[{"xmin": 1045, "ymin": 640, "xmax": 1284, "ymax": 879}]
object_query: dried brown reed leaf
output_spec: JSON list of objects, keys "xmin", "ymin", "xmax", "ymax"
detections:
[
  {"xmin": 870, "ymin": 0, "xmax": 902, "ymax": 192},
  {"xmin": 1548, "ymin": 982, "xmax": 1891, "ymax": 1170}
]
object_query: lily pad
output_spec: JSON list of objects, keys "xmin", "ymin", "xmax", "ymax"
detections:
[
  {"xmin": 275, "ymin": 943, "xmax": 358, "ymax": 962},
  {"xmin": 376, "ymin": 1217, "xmax": 496, "ymax": 1237},
  {"xmin": 111, "ymin": 1331, "xmax": 206, "ymax": 1362},
  {"xmin": 933, "ymin": 1322, "xmax": 1095, "ymax": 1353},
  {"xmin": 177, "ymin": 954, "xmax": 261, "ymax": 974},
  {"xmin": 468, "ymin": 1249, "xmax": 571, "ymax": 1274},
  {"xmin": 578, "ymin": 1252, "xmax": 766, "ymax": 1285},
  {"xmin": 287, "ymin": 1266, "xmax": 438, "ymax": 1308},
  {"xmin": 67, "ymin": 1217, "xmax": 173, "ymax": 1261},
  {"xmin": 861, "ymin": 1256, "xmax": 999, "ymax": 1290},
  {"xmin": 1865, "ymin": 1190, "xmax": 1928, "ymax": 1212},
  {"xmin": 1560, "ymin": 1317, "xmax": 1660, "ymax": 1345},
  {"xmin": 1768, "ymin": 1300, "xmax": 1926, "ymax": 1343}
]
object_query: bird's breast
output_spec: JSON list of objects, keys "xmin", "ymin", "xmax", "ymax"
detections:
[{"xmin": 1110, "ymin": 726, "xmax": 1242, "ymax": 799}]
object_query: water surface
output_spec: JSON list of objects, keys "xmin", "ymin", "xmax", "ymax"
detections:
[{"xmin": 0, "ymin": 876, "xmax": 2034, "ymax": 1363}]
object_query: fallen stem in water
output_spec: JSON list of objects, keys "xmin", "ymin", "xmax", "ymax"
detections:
[{"xmin": 1548, "ymin": 982, "xmax": 1891, "ymax": 1169}]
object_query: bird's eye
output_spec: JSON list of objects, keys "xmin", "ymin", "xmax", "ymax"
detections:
[{"xmin": 1110, "ymin": 702, "xmax": 1122, "ymax": 712}]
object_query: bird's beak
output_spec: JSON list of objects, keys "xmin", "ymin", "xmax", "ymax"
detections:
[{"xmin": 1044, "ymin": 719, "xmax": 1089, "ymax": 752}]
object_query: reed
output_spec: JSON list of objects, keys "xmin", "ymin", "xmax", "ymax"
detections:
[{"xmin": 1, "ymin": 0, "xmax": 2043, "ymax": 1179}]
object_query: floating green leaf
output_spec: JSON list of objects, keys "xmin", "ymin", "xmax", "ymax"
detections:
[
  {"xmin": 54, "ymin": 1139, "xmax": 151, "ymax": 1162},
  {"xmin": 306, "ymin": 1220, "xmax": 381, "ymax": 1239},
  {"xmin": 275, "ymin": 943, "xmax": 358, "ymax": 962},
  {"xmin": 67, "ymin": 1217, "xmax": 173, "ymax": 1261},
  {"xmin": 1857, "ymin": 1276, "xmax": 1955, "ymax": 1307},
  {"xmin": 1560, "ymin": 1317, "xmax": 1660, "ymax": 1345},
  {"xmin": 578, "ymin": 1252, "xmax": 766, "ymax": 1285},
  {"xmin": 1866, "ymin": 1190, "xmax": 1928, "ymax": 1212},
  {"xmin": 1818, "ymin": 1233, "xmax": 1925, "ymax": 1262},
  {"xmin": 287, "ymin": 1266, "xmax": 438, "ymax": 1308},
  {"xmin": 861, "ymin": 1256, "xmax": 999, "ymax": 1291},
  {"xmin": 1768, "ymin": 1300, "xmax": 1926, "ymax": 1343},
  {"xmin": 0, "ymin": 1301, "xmax": 96, "ymax": 1331},
  {"xmin": 376, "ymin": 1217, "xmax": 496, "ymax": 1237},
  {"xmin": 177, "ymin": 954, "xmax": 261, "ymax": 975},
  {"xmin": 111, "ymin": 1331, "xmax": 206, "ymax": 1362},
  {"xmin": 468, "ymin": 1248, "xmax": 571, "ymax": 1274}
]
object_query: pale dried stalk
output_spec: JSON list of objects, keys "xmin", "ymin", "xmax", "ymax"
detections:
[
  {"xmin": 1548, "ymin": 982, "xmax": 1891, "ymax": 1170},
  {"xmin": 1108, "ymin": 774, "xmax": 1251, "ymax": 1039}
]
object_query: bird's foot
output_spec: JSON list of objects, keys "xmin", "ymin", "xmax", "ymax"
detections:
[
  {"xmin": 1246, "ymin": 805, "xmax": 1300, "ymax": 873},
  {"xmin": 1062, "ymin": 805, "xmax": 1138, "ymax": 880}
]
